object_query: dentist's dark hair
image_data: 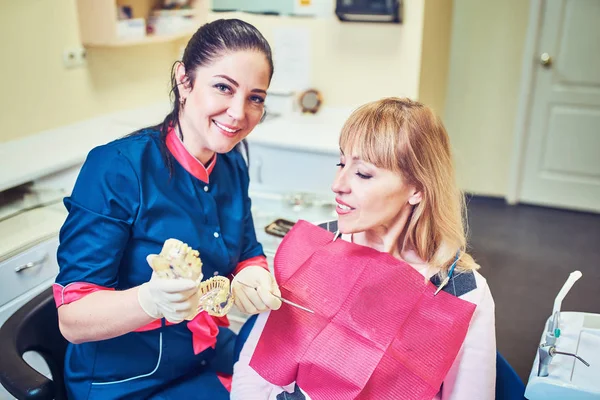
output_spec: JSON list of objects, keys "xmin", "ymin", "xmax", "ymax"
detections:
[{"xmin": 158, "ymin": 18, "xmax": 274, "ymax": 169}]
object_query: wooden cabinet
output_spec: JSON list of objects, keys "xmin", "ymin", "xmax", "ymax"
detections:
[{"xmin": 75, "ymin": 0, "xmax": 208, "ymax": 47}]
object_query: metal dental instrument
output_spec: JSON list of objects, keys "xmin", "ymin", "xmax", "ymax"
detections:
[
  {"xmin": 434, "ymin": 251, "xmax": 461, "ymax": 296},
  {"xmin": 332, "ymin": 230, "xmax": 342, "ymax": 242},
  {"xmin": 271, "ymin": 293, "xmax": 315, "ymax": 314},
  {"xmin": 235, "ymin": 279, "xmax": 315, "ymax": 314}
]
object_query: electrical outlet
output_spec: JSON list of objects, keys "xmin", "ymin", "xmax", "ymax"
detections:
[{"xmin": 63, "ymin": 47, "xmax": 87, "ymax": 69}]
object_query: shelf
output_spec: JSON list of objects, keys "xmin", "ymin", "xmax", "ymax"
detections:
[
  {"xmin": 75, "ymin": 0, "xmax": 207, "ymax": 48},
  {"xmin": 84, "ymin": 29, "xmax": 196, "ymax": 47}
]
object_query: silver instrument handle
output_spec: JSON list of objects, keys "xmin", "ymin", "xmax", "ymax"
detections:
[
  {"xmin": 550, "ymin": 347, "xmax": 591, "ymax": 367},
  {"xmin": 15, "ymin": 254, "xmax": 48, "ymax": 272}
]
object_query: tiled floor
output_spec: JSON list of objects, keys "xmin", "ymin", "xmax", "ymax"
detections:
[{"xmin": 465, "ymin": 196, "xmax": 600, "ymax": 382}]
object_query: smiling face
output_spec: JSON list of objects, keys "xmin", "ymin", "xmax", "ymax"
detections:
[
  {"xmin": 331, "ymin": 151, "xmax": 421, "ymax": 236},
  {"xmin": 176, "ymin": 50, "xmax": 271, "ymax": 163}
]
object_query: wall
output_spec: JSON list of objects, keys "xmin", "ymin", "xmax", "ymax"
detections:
[
  {"xmin": 418, "ymin": 0, "xmax": 454, "ymax": 118},
  {"xmin": 1, "ymin": 0, "xmax": 524, "ymax": 199},
  {"xmin": 208, "ymin": 0, "xmax": 427, "ymax": 108},
  {"xmin": 1, "ymin": 0, "xmax": 440, "ymax": 143},
  {"xmin": 444, "ymin": 0, "xmax": 530, "ymax": 197},
  {"xmin": 0, "ymin": 0, "xmax": 179, "ymax": 143}
]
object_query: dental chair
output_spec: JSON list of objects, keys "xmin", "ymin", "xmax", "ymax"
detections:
[
  {"xmin": 496, "ymin": 353, "xmax": 526, "ymax": 399},
  {"xmin": 0, "ymin": 288, "xmax": 68, "ymax": 400}
]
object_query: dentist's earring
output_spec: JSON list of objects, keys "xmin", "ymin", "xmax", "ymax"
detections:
[{"xmin": 180, "ymin": 97, "xmax": 187, "ymax": 108}]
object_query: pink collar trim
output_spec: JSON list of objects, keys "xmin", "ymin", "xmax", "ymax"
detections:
[{"xmin": 166, "ymin": 127, "xmax": 216, "ymax": 183}]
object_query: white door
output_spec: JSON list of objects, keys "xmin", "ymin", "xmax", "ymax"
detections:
[{"xmin": 519, "ymin": 0, "xmax": 600, "ymax": 213}]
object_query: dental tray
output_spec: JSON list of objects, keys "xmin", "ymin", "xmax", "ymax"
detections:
[
  {"xmin": 265, "ymin": 218, "xmax": 295, "ymax": 238},
  {"xmin": 525, "ymin": 270, "xmax": 600, "ymax": 400},
  {"xmin": 526, "ymin": 312, "xmax": 600, "ymax": 399}
]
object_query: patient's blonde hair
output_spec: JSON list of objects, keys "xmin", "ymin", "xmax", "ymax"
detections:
[{"xmin": 339, "ymin": 97, "xmax": 479, "ymax": 275}]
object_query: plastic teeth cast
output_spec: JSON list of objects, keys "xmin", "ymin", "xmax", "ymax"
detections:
[
  {"xmin": 148, "ymin": 239, "xmax": 234, "ymax": 318},
  {"xmin": 197, "ymin": 276, "xmax": 234, "ymax": 317}
]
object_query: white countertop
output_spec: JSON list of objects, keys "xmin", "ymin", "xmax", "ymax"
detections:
[
  {"xmin": 0, "ymin": 102, "xmax": 350, "ymax": 193},
  {"xmin": 0, "ymin": 202, "xmax": 67, "ymax": 262}
]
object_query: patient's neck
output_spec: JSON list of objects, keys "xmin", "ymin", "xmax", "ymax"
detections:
[{"xmin": 352, "ymin": 206, "xmax": 413, "ymax": 261}]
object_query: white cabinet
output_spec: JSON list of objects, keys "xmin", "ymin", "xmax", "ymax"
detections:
[
  {"xmin": 247, "ymin": 142, "xmax": 339, "ymax": 196},
  {"xmin": 0, "ymin": 237, "xmax": 59, "ymax": 309},
  {"xmin": 0, "ymin": 166, "xmax": 72, "ymax": 398}
]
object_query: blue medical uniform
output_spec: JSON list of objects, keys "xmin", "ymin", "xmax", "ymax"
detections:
[{"xmin": 55, "ymin": 128, "xmax": 264, "ymax": 399}]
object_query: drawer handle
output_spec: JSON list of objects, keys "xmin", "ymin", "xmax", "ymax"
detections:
[{"xmin": 15, "ymin": 254, "xmax": 48, "ymax": 272}]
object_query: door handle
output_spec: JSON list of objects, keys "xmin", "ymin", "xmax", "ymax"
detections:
[
  {"xmin": 15, "ymin": 254, "xmax": 48, "ymax": 272},
  {"xmin": 540, "ymin": 52, "xmax": 552, "ymax": 67}
]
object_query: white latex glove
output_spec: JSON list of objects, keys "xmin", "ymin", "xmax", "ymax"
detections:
[
  {"xmin": 138, "ymin": 256, "xmax": 200, "ymax": 323},
  {"xmin": 232, "ymin": 266, "xmax": 282, "ymax": 314}
]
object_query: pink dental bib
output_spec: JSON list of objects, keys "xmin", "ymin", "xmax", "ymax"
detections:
[{"xmin": 250, "ymin": 220, "xmax": 476, "ymax": 400}]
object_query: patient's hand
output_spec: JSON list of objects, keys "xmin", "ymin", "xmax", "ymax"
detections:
[{"xmin": 232, "ymin": 266, "xmax": 282, "ymax": 314}]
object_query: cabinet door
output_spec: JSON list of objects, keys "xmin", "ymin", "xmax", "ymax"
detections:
[
  {"xmin": 0, "ymin": 237, "xmax": 59, "ymax": 307},
  {"xmin": 248, "ymin": 143, "xmax": 338, "ymax": 195}
]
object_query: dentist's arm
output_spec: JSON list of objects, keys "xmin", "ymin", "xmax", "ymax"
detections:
[{"xmin": 58, "ymin": 273, "xmax": 198, "ymax": 344}]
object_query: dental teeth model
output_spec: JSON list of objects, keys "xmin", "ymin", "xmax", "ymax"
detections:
[
  {"xmin": 148, "ymin": 239, "xmax": 234, "ymax": 318},
  {"xmin": 149, "ymin": 239, "xmax": 204, "ymax": 282},
  {"xmin": 197, "ymin": 276, "xmax": 234, "ymax": 318}
]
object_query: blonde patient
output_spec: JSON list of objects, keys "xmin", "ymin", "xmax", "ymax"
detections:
[{"xmin": 231, "ymin": 97, "xmax": 496, "ymax": 399}]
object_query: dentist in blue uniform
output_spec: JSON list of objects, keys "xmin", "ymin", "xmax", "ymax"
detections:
[{"xmin": 52, "ymin": 19, "xmax": 282, "ymax": 399}]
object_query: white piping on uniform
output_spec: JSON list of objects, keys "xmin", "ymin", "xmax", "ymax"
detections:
[{"xmin": 91, "ymin": 332, "xmax": 163, "ymax": 385}]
